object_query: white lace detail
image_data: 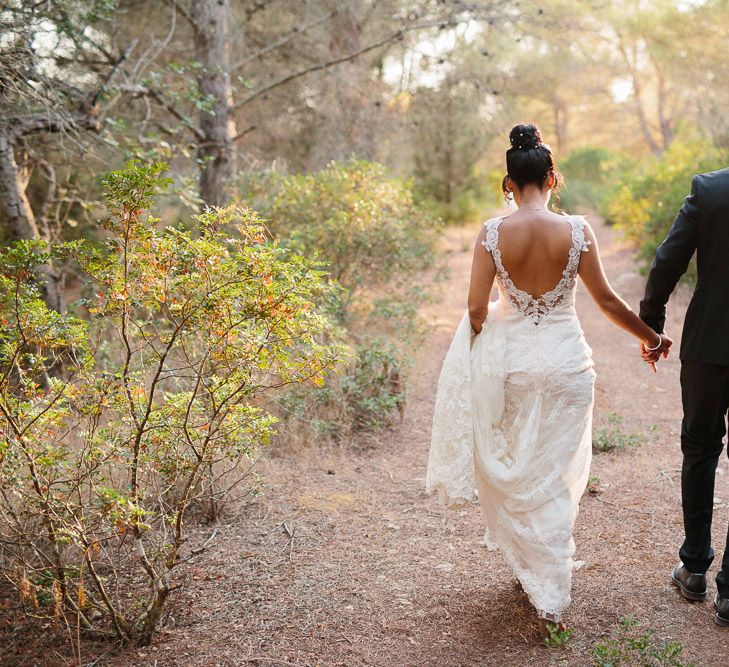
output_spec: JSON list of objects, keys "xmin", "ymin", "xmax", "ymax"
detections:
[{"xmin": 481, "ymin": 215, "xmax": 591, "ymax": 324}]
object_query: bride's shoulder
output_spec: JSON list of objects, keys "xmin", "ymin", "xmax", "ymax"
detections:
[
  {"xmin": 560, "ymin": 212, "xmax": 593, "ymax": 231},
  {"xmin": 560, "ymin": 213, "xmax": 595, "ymax": 252},
  {"xmin": 480, "ymin": 215, "xmax": 510, "ymax": 232},
  {"xmin": 559, "ymin": 211, "xmax": 588, "ymax": 222},
  {"xmin": 477, "ymin": 215, "xmax": 506, "ymax": 249}
]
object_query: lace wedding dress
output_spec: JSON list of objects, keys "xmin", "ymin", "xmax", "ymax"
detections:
[{"xmin": 426, "ymin": 214, "xmax": 596, "ymax": 622}]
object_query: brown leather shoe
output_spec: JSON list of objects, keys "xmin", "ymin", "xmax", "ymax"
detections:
[
  {"xmin": 671, "ymin": 563, "xmax": 707, "ymax": 601},
  {"xmin": 714, "ymin": 594, "xmax": 729, "ymax": 627}
]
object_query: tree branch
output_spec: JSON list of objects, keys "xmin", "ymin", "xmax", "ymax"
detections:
[
  {"xmin": 234, "ymin": 27, "xmax": 404, "ymax": 110},
  {"xmin": 233, "ymin": 17, "xmax": 489, "ymax": 110},
  {"xmin": 161, "ymin": 0, "xmax": 198, "ymax": 31},
  {"xmin": 232, "ymin": 125, "xmax": 257, "ymax": 143},
  {"xmin": 10, "ymin": 112, "xmax": 100, "ymax": 140},
  {"xmin": 245, "ymin": 0, "xmax": 279, "ymax": 22},
  {"xmin": 232, "ymin": 12, "xmax": 335, "ymax": 72},
  {"xmin": 116, "ymin": 84, "xmax": 205, "ymax": 142},
  {"xmin": 90, "ymin": 40, "xmax": 138, "ymax": 107}
]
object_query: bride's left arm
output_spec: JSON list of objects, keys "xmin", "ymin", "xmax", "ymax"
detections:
[
  {"xmin": 578, "ymin": 222, "xmax": 669, "ymax": 353},
  {"xmin": 468, "ymin": 226, "xmax": 497, "ymax": 334}
]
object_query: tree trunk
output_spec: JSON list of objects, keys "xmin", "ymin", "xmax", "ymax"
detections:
[
  {"xmin": 616, "ymin": 35, "xmax": 662, "ymax": 155},
  {"xmin": 0, "ymin": 132, "xmax": 63, "ymax": 312},
  {"xmin": 443, "ymin": 81, "xmax": 454, "ymax": 205},
  {"xmin": 0, "ymin": 133, "xmax": 41, "ymax": 240},
  {"xmin": 632, "ymin": 75, "xmax": 662, "ymax": 155},
  {"xmin": 191, "ymin": 0, "xmax": 238, "ymax": 207},
  {"xmin": 655, "ymin": 64, "xmax": 673, "ymax": 151},
  {"xmin": 553, "ymin": 97, "xmax": 568, "ymax": 155},
  {"xmin": 136, "ymin": 587, "xmax": 169, "ymax": 647}
]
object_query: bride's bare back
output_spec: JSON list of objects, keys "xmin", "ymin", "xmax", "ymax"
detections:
[{"xmin": 494, "ymin": 210, "xmax": 575, "ymax": 299}]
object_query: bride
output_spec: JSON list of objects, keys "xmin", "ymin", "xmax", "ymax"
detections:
[{"xmin": 426, "ymin": 124, "xmax": 672, "ymax": 626}]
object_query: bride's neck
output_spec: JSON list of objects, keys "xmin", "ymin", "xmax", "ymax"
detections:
[
  {"xmin": 518, "ymin": 201, "xmax": 547, "ymax": 210},
  {"xmin": 518, "ymin": 199, "xmax": 548, "ymax": 210},
  {"xmin": 515, "ymin": 184, "xmax": 549, "ymax": 210}
]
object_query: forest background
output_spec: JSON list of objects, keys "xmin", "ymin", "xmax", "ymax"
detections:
[{"xmin": 1, "ymin": 0, "xmax": 728, "ymax": 660}]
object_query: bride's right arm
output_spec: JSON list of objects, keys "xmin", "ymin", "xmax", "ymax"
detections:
[
  {"xmin": 578, "ymin": 222, "xmax": 668, "ymax": 352},
  {"xmin": 468, "ymin": 226, "xmax": 496, "ymax": 334}
]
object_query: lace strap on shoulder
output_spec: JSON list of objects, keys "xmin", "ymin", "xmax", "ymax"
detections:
[
  {"xmin": 569, "ymin": 215, "xmax": 592, "ymax": 253},
  {"xmin": 480, "ymin": 217, "xmax": 504, "ymax": 253}
]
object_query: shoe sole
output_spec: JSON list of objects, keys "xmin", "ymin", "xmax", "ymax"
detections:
[
  {"xmin": 714, "ymin": 613, "xmax": 729, "ymax": 627},
  {"xmin": 713, "ymin": 599, "xmax": 729, "ymax": 627},
  {"xmin": 671, "ymin": 574, "xmax": 707, "ymax": 601}
]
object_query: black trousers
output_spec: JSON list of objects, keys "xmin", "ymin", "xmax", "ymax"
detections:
[{"xmin": 679, "ymin": 360, "xmax": 729, "ymax": 597}]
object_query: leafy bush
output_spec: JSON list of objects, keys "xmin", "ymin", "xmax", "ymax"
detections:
[
  {"xmin": 593, "ymin": 413, "xmax": 644, "ymax": 453},
  {"xmin": 604, "ymin": 138, "xmax": 728, "ymax": 281},
  {"xmin": 586, "ymin": 474, "xmax": 601, "ymax": 495},
  {"xmin": 414, "ymin": 166, "xmax": 504, "ymax": 226},
  {"xmin": 278, "ymin": 336, "xmax": 404, "ymax": 440},
  {"xmin": 0, "ymin": 162, "xmax": 338, "ymax": 646},
  {"xmin": 544, "ymin": 622, "xmax": 574, "ymax": 648},
  {"xmin": 558, "ymin": 147, "xmax": 628, "ymax": 215},
  {"xmin": 237, "ymin": 160, "xmax": 439, "ymax": 442},
  {"xmin": 593, "ymin": 615, "xmax": 694, "ymax": 666},
  {"xmin": 239, "ymin": 159, "xmax": 437, "ymax": 302}
]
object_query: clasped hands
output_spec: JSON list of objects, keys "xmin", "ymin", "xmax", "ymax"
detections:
[{"xmin": 640, "ymin": 332, "xmax": 673, "ymax": 372}]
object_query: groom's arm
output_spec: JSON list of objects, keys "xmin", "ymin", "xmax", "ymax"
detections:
[{"xmin": 639, "ymin": 176, "xmax": 700, "ymax": 333}]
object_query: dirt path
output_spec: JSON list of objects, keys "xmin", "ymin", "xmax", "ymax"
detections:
[{"xmin": 117, "ymin": 217, "xmax": 729, "ymax": 666}]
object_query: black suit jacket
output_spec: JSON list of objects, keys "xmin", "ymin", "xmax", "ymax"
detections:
[{"xmin": 640, "ymin": 167, "xmax": 729, "ymax": 365}]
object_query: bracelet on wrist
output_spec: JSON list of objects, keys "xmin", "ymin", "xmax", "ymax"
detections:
[{"xmin": 644, "ymin": 335, "xmax": 663, "ymax": 351}]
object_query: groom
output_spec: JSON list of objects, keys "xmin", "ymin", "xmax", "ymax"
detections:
[{"xmin": 639, "ymin": 166, "xmax": 729, "ymax": 627}]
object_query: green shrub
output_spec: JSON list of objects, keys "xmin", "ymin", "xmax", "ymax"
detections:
[
  {"xmin": 414, "ymin": 166, "xmax": 504, "ymax": 226},
  {"xmin": 237, "ymin": 160, "xmax": 438, "ymax": 441},
  {"xmin": 593, "ymin": 615, "xmax": 694, "ymax": 666},
  {"xmin": 278, "ymin": 336, "xmax": 404, "ymax": 441},
  {"xmin": 558, "ymin": 147, "xmax": 628, "ymax": 215},
  {"xmin": 586, "ymin": 474, "xmax": 601, "ymax": 495},
  {"xmin": 593, "ymin": 413, "xmax": 645, "ymax": 453},
  {"xmin": 604, "ymin": 138, "xmax": 728, "ymax": 281},
  {"xmin": 544, "ymin": 622, "xmax": 574, "ymax": 648},
  {"xmin": 0, "ymin": 162, "xmax": 339, "ymax": 646},
  {"xmin": 238, "ymin": 159, "xmax": 438, "ymax": 301}
]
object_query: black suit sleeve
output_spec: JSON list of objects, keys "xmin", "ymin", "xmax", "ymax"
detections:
[{"xmin": 639, "ymin": 175, "xmax": 700, "ymax": 333}]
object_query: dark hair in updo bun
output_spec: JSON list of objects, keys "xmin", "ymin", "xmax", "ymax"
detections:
[
  {"xmin": 502, "ymin": 123, "xmax": 563, "ymax": 201},
  {"xmin": 509, "ymin": 124, "xmax": 541, "ymax": 151}
]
